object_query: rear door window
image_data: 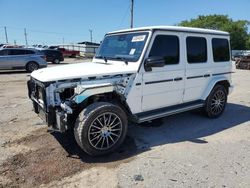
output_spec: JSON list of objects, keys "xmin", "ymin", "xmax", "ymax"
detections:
[
  {"xmin": 186, "ymin": 37, "xmax": 207, "ymax": 63},
  {"xmin": 212, "ymin": 38, "xmax": 230, "ymax": 62}
]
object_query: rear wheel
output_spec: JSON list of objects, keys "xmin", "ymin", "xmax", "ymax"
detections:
[
  {"xmin": 204, "ymin": 85, "xmax": 227, "ymax": 118},
  {"xmin": 26, "ymin": 62, "xmax": 39, "ymax": 72},
  {"xmin": 74, "ymin": 102, "xmax": 128, "ymax": 156},
  {"xmin": 53, "ymin": 58, "xmax": 60, "ymax": 64}
]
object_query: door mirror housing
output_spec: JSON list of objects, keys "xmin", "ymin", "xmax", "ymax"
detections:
[{"xmin": 144, "ymin": 56, "xmax": 165, "ymax": 71}]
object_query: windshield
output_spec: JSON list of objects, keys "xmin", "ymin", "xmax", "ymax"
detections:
[{"xmin": 96, "ymin": 32, "xmax": 149, "ymax": 62}]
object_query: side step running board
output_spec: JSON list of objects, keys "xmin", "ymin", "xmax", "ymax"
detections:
[{"xmin": 136, "ymin": 101, "xmax": 205, "ymax": 123}]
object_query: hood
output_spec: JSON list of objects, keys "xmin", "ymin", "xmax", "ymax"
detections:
[{"xmin": 31, "ymin": 61, "xmax": 138, "ymax": 82}]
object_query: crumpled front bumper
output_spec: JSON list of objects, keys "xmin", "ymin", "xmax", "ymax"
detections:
[{"xmin": 27, "ymin": 79, "xmax": 68, "ymax": 132}]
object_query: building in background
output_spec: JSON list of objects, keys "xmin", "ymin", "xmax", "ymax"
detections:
[{"xmin": 77, "ymin": 41, "xmax": 100, "ymax": 57}]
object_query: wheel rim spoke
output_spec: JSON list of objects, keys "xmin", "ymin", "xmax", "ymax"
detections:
[
  {"xmin": 108, "ymin": 135, "xmax": 115, "ymax": 143},
  {"xmin": 110, "ymin": 122, "xmax": 120, "ymax": 129},
  {"xmin": 91, "ymin": 125, "xmax": 102, "ymax": 130},
  {"xmin": 110, "ymin": 132, "xmax": 119, "ymax": 137},
  {"xmin": 101, "ymin": 137, "xmax": 105, "ymax": 148},
  {"xmin": 106, "ymin": 137, "xmax": 110, "ymax": 148},
  {"xmin": 96, "ymin": 118, "xmax": 104, "ymax": 127},
  {"xmin": 91, "ymin": 135, "xmax": 100, "ymax": 142},
  {"xmin": 94, "ymin": 136, "xmax": 103, "ymax": 147}
]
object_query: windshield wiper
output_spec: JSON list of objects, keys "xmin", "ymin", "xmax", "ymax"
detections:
[
  {"xmin": 95, "ymin": 55, "xmax": 107, "ymax": 63},
  {"xmin": 114, "ymin": 56, "xmax": 128, "ymax": 65}
]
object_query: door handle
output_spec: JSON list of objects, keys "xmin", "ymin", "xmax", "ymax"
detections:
[
  {"xmin": 174, "ymin": 77, "xmax": 183, "ymax": 81},
  {"xmin": 204, "ymin": 74, "xmax": 210, "ymax": 78}
]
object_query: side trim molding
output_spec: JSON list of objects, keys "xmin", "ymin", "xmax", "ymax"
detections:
[
  {"xmin": 212, "ymin": 72, "xmax": 234, "ymax": 76},
  {"xmin": 145, "ymin": 79, "xmax": 173, "ymax": 85}
]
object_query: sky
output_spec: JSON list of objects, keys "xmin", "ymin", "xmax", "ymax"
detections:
[{"xmin": 0, "ymin": 0, "xmax": 249, "ymax": 45}]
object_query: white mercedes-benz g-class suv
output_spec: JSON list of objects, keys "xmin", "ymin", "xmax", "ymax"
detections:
[{"xmin": 28, "ymin": 26, "xmax": 233, "ymax": 156}]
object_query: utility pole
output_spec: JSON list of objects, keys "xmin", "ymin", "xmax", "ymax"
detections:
[
  {"xmin": 89, "ymin": 29, "xmax": 93, "ymax": 43},
  {"xmin": 14, "ymin": 40, "xmax": 16, "ymax": 45},
  {"xmin": 130, "ymin": 0, "xmax": 134, "ymax": 28},
  {"xmin": 24, "ymin": 28, "xmax": 28, "ymax": 46},
  {"xmin": 4, "ymin": 26, "xmax": 8, "ymax": 43}
]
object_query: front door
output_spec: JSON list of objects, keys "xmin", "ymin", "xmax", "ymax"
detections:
[{"xmin": 141, "ymin": 32, "xmax": 185, "ymax": 112}]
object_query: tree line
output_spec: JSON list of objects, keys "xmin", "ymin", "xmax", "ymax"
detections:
[{"xmin": 178, "ymin": 15, "xmax": 250, "ymax": 50}]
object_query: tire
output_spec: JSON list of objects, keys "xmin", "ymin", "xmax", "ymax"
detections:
[
  {"xmin": 74, "ymin": 102, "xmax": 128, "ymax": 156},
  {"xmin": 26, "ymin": 62, "xmax": 39, "ymax": 72},
  {"xmin": 204, "ymin": 85, "xmax": 227, "ymax": 118},
  {"xmin": 53, "ymin": 58, "xmax": 60, "ymax": 64}
]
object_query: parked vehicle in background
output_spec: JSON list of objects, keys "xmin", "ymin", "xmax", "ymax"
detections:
[
  {"xmin": 0, "ymin": 44, "xmax": 24, "ymax": 49},
  {"xmin": 41, "ymin": 49, "xmax": 64, "ymax": 64},
  {"xmin": 0, "ymin": 48, "xmax": 47, "ymax": 72},
  {"xmin": 232, "ymin": 52, "xmax": 244, "ymax": 61},
  {"xmin": 59, "ymin": 47, "xmax": 79, "ymax": 58},
  {"xmin": 28, "ymin": 26, "xmax": 233, "ymax": 156},
  {"xmin": 49, "ymin": 46, "xmax": 80, "ymax": 58},
  {"xmin": 236, "ymin": 55, "xmax": 250, "ymax": 70},
  {"xmin": 78, "ymin": 41, "xmax": 100, "ymax": 58}
]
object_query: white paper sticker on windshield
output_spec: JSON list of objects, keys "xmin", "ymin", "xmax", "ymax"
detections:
[
  {"xmin": 132, "ymin": 35, "xmax": 146, "ymax": 42},
  {"xmin": 129, "ymin": 48, "xmax": 136, "ymax": 55}
]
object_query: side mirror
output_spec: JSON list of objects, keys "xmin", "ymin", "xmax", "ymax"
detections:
[{"xmin": 144, "ymin": 56, "xmax": 165, "ymax": 71}]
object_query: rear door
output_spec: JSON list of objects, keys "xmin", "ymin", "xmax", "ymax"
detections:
[
  {"xmin": 183, "ymin": 35, "xmax": 211, "ymax": 102},
  {"xmin": 141, "ymin": 31, "xmax": 185, "ymax": 111},
  {"xmin": 8, "ymin": 49, "xmax": 28, "ymax": 68}
]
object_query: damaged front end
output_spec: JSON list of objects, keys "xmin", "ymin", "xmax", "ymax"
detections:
[{"xmin": 27, "ymin": 73, "xmax": 135, "ymax": 132}]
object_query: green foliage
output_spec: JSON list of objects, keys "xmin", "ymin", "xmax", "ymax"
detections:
[
  {"xmin": 246, "ymin": 36, "xmax": 250, "ymax": 49},
  {"xmin": 179, "ymin": 15, "xmax": 250, "ymax": 50}
]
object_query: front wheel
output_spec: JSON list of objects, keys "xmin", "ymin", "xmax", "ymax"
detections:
[
  {"xmin": 204, "ymin": 85, "xmax": 227, "ymax": 118},
  {"xmin": 74, "ymin": 102, "xmax": 128, "ymax": 156}
]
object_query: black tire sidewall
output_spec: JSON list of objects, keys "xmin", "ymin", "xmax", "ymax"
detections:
[
  {"xmin": 205, "ymin": 85, "xmax": 227, "ymax": 118},
  {"xmin": 74, "ymin": 102, "xmax": 128, "ymax": 156},
  {"xmin": 26, "ymin": 62, "xmax": 38, "ymax": 72}
]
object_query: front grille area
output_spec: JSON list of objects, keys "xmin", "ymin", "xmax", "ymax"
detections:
[{"xmin": 27, "ymin": 78, "xmax": 47, "ymax": 110}]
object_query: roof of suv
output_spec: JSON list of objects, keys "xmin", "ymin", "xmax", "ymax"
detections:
[{"xmin": 108, "ymin": 26, "xmax": 229, "ymax": 36}]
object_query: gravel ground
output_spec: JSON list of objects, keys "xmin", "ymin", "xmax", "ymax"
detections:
[{"xmin": 0, "ymin": 60, "xmax": 249, "ymax": 188}]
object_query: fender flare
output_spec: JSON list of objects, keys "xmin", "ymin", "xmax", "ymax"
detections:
[{"xmin": 201, "ymin": 76, "xmax": 230, "ymax": 100}]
